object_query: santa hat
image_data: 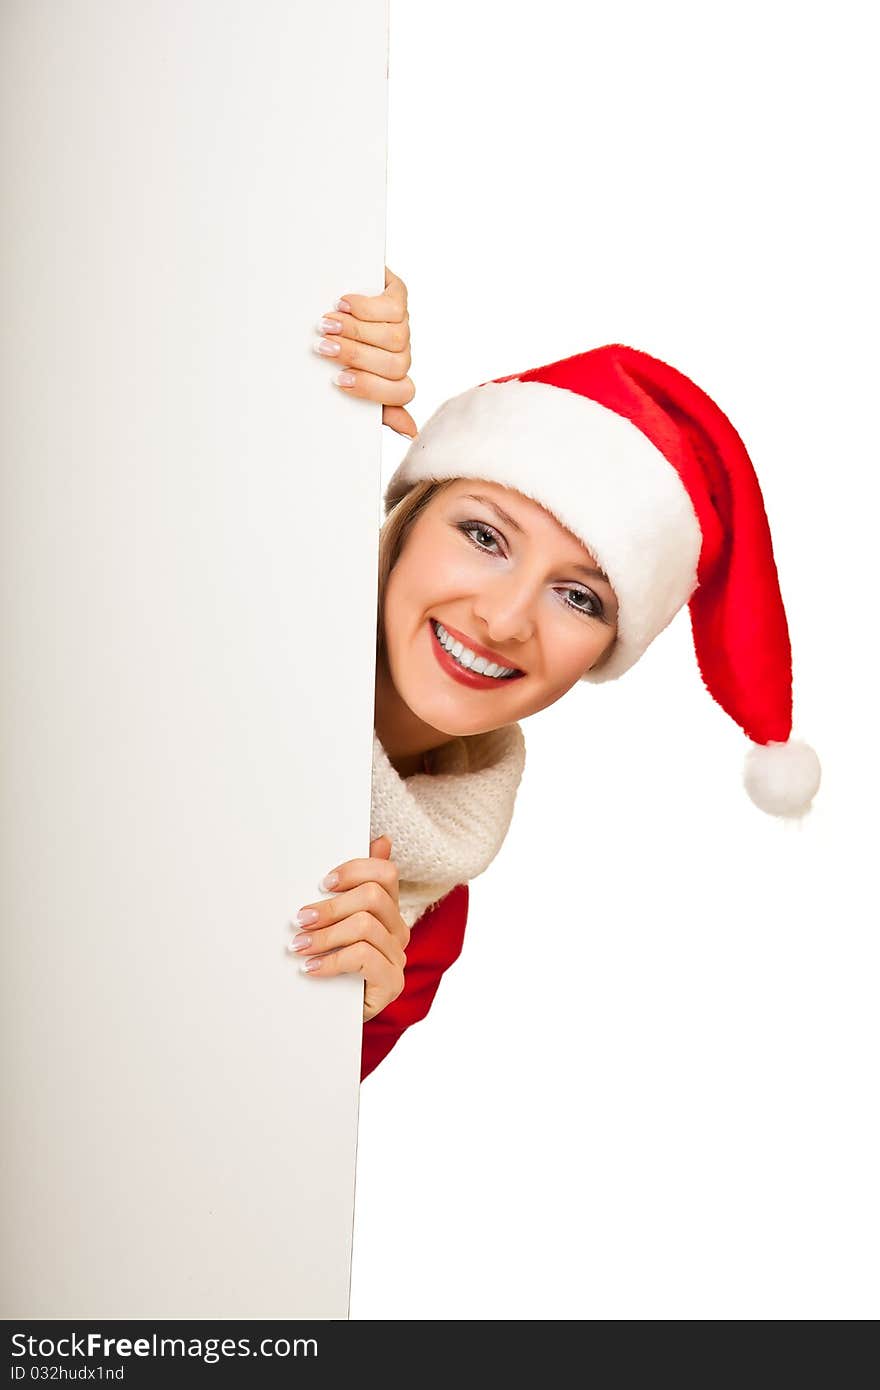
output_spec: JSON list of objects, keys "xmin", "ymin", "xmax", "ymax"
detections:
[{"xmin": 384, "ymin": 343, "xmax": 821, "ymax": 820}]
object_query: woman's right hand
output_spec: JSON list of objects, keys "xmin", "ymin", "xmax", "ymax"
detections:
[{"xmin": 314, "ymin": 265, "xmax": 417, "ymax": 439}]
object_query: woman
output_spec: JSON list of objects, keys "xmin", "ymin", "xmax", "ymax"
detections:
[{"xmin": 295, "ymin": 268, "xmax": 822, "ymax": 1082}]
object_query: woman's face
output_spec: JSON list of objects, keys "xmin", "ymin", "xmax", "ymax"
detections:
[{"xmin": 381, "ymin": 479, "xmax": 619, "ymax": 738}]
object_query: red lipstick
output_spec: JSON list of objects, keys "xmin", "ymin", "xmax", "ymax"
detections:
[{"xmin": 429, "ymin": 619, "xmax": 525, "ymax": 690}]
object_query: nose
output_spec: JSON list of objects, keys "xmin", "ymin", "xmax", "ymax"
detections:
[{"xmin": 471, "ymin": 571, "xmax": 539, "ymax": 647}]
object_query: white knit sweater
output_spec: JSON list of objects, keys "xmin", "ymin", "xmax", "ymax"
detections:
[{"xmin": 370, "ymin": 723, "xmax": 527, "ymax": 929}]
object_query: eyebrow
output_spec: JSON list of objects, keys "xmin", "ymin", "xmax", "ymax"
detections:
[{"xmin": 460, "ymin": 493, "xmax": 612, "ymax": 585}]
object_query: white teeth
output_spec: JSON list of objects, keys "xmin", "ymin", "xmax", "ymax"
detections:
[{"xmin": 434, "ymin": 622, "xmax": 518, "ymax": 679}]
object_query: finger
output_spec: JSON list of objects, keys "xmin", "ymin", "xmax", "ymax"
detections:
[
  {"xmin": 318, "ymin": 310, "xmax": 410, "ymax": 354},
  {"xmin": 297, "ymin": 878, "xmax": 407, "ymax": 949},
  {"xmin": 304, "ymin": 942, "xmax": 404, "ymax": 1021},
  {"xmin": 319, "ymin": 852, "xmax": 398, "ymax": 901},
  {"xmin": 382, "ymin": 405, "xmax": 418, "ymax": 439},
  {"xmin": 315, "ymin": 332, "xmax": 411, "ymax": 382},
  {"xmin": 337, "ymin": 266, "xmax": 408, "ymax": 323},
  {"xmin": 384, "ymin": 265, "xmax": 409, "ymax": 308},
  {"xmin": 289, "ymin": 909, "xmax": 406, "ymax": 971},
  {"xmin": 332, "ymin": 368, "xmax": 415, "ymax": 408}
]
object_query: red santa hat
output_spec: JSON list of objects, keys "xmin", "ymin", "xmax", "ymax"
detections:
[{"xmin": 384, "ymin": 343, "xmax": 821, "ymax": 820}]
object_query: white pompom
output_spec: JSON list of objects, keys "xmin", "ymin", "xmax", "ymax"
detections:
[{"xmin": 743, "ymin": 738, "xmax": 822, "ymax": 819}]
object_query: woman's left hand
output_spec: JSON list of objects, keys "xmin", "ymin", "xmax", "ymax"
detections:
[
  {"xmin": 288, "ymin": 834, "xmax": 411, "ymax": 1022},
  {"xmin": 314, "ymin": 265, "xmax": 417, "ymax": 439}
]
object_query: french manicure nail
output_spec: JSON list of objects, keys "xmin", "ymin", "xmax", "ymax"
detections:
[
  {"xmin": 287, "ymin": 933, "xmax": 312, "ymax": 951},
  {"xmin": 300, "ymin": 958, "xmax": 322, "ymax": 973},
  {"xmin": 318, "ymin": 316, "xmax": 342, "ymax": 334},
  {"xmin": 335, "ymin": 298, "xmax": 351, "ymax": 312},
  {"xmin": 334, "ymin": 370, "xmax": 356, "ymax": 387},
  {"xmin": 320, "ymin": 871, "xmax": 340, "ymax": 891},
  {"xmin": 313, "ymin": 337, "xmax": 341, "ymax": 356},
  {"xmin": 295, "ymin": 908, "xmax": 319, "ymax": 927}
]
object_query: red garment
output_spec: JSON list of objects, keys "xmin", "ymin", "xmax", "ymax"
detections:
[{"xmin": 359, "ymin": 883, "xmax": 469, "ymax": 1081}]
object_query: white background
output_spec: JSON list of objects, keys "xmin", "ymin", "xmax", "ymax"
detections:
[{"xmin": 351, "ymin": 0, "xmax": 878, "ymax": 1319}]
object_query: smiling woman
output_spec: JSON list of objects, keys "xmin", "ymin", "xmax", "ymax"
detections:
[
  {"xmin": 302, "ymin": 328, "xmax": 822, "ymax": 1081},
  {"xmin": 373, "ymin": 477, "xmax": 620, "ymax": 770},
  {"xmin": 353, "ymin": 341, "xmax": 823, "ymax": 1079}
]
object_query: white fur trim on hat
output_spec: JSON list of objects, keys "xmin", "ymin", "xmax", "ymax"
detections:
[{"xmin": 385, "ymin": 379, "xmax": 703, "ymax": 681}]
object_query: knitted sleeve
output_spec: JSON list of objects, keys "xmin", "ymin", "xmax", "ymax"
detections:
[{"xmin": 359, "ymin": 883, "xmax": 470, "ymax": 1082}]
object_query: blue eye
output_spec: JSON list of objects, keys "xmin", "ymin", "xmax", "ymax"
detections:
[{"xmin": 458, "ymin": 521, "xmax": 606, "ymax": 622}]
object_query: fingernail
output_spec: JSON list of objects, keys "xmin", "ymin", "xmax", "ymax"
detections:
[
  {"xmin": 313, "ymin": 337, "xmax": 341, "ymax": 356},
  {"xmin": 334, "ymin": 370, "xmax": 356, "ymax": 387},
  {"xmin": 318, "ymin": 316, "xmax": 343, "ymax": 334},
  {"xmin": 335, "ymin": 298, "xmax": 351, "ymax": 312},
  {"xmin": 320, "ymin": 871, "xmax": 340, "ymax": 891},
  {"xmin": 295, "ymin": 907, "xmax": 319, "ymax": 927},
  {"xmin": 287, "ymin": 933, "xmax": 312, "ymax": 952},
  {"xmin": 300, "ymin": 958, "xmax": 322, "ymax": 973}
]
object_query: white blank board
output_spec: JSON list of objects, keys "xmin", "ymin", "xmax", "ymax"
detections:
[{"xmin": 0, "ymin": 0, "xmax": 388, "ymax": 1319}]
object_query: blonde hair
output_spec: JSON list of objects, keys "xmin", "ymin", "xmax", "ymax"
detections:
[{"xmin": 376, "ymin": 478, "xmax": 458, "ymax": 668}]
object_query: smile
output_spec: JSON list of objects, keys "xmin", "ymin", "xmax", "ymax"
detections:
[{"xmin": 429, "ymin": 619, "xmax": 526, "ymax": 688}]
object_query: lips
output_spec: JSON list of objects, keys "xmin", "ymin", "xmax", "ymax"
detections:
[
  {"xmin": 429, "ymin": 619, "xmax": 526, "ymax": 689},
  {"xmin": 434, "ymin": 619, "xmax": 525, "ymax": 674}
]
